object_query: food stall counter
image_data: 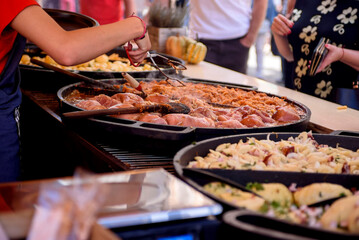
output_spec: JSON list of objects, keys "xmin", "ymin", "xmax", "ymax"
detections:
[
  {"xmin": 185, "ymin": 61, "xmax": 359, "ymax": 133},
  {"xmin": 19, "ymin": 61, "xmax": 359, "ymax": 180}
]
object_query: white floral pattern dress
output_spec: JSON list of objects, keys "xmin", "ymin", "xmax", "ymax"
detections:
[{"xmin": 288, "ymin": 0, "xmax": 359, "ymax": 102}]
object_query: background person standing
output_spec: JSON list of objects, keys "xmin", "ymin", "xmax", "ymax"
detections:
[
  {"xmin": 80, "ymin": 0, "xmax": 137, "ymax": 25},
  {"xmin": 189, "ymin": 0, "xmax": 268, "ymax": 74},
  {"xmin": 271, "ymin": 0, "xmax": 359, "ymax": 109}
]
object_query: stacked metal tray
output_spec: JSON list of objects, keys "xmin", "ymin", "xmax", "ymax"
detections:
[
  {"xmin": 0, "ymin": 168, "xmax": 222, "ymax": 239},
  {"xmin": 20, "ymin": 45, "xmax": 185, "ymax": 91},
  {"xmin": 173, "ymin": 131, "xmax": 359, "ymax": 239}
]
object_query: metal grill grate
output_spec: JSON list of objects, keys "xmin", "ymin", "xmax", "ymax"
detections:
[{"xmin": 97, "ymin": 143, "xmax": 175, "ymax": 173}]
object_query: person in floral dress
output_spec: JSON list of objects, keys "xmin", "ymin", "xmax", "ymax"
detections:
[{"xmin": 271, "ymin": 0, "xmax": 359, "ymax": 109}]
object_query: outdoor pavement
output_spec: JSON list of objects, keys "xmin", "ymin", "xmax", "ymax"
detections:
[{"xmin": 246, "ymin": 42, "xmax": 284, "ymax": 86}]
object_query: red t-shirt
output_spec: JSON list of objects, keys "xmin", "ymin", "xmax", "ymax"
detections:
[
  {"xmin": 0, "ymin": 0, "xmax": 38, "ymax": 74},
  {"xmin": 80, "ymin": 0, "xmax": 123, "ymax": 25}
]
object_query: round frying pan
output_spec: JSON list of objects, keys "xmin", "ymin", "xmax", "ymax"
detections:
[{"xmin": 57, "ymin": 79, "xmax": 311, "ymax": 140}]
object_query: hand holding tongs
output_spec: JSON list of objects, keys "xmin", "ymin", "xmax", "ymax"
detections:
[{"xmin": 125, "ymin": 42, "xmax": 187, "ymax": 87}]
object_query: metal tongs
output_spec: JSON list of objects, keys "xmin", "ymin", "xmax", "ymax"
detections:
[{"xmin": 125, "ymin": 42, "xmax": 187, "ymax": 87}]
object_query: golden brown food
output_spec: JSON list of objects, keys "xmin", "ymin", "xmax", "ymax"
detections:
[
  {"xmin": 320, "ymin": 195, "xmax": 359, "ymax": 232},
  {"xmin": 204, "ymin": 181, "xmax": 359, "ymax": 234},
  {"xmin": 293, "ymin": 183, "xmax": 352, "ymax": 207},
  {"xmin": 203, "ymin": 182, "xmax": 265, "ymax": 211},
  {"xmin": 20, "ymin": 53, "xmax": 156, "ymax": 72},
  {"xmin": 348, "ymin": 207, "xmax": 359, "ymax": 233},
  {"xmin": 248, "ymin": 183, "xmax": 293, "ymax": 207}
]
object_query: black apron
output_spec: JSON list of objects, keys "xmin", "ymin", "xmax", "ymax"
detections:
[{"xmin": 0, "ymin": 34, "xmax": 26, "ymax": 182}]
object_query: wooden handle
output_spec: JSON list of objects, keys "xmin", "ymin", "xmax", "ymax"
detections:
[
  {"xmin": 62, "ymin": 105, "xmax": 164, "ymax": 119},
  {"xmin": 62, "ymin": 102, "xmax": 189, "ymax": 119},
  {"xmin": 63, "ymin": 107, "xmax": 140, "ymax": 119},
  {"xmin": 121, "ymin": 72, "xmax": 142, "ymax": 91},
  {"xmin": 30, "ymin": 58, "xmax": 119, "ymax": 91}
]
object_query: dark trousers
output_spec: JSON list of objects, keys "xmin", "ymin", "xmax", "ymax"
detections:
[
  {"xmin": 0, "ymin": 107, "xmax": 20, "ymax": 182},
  {"xmin": 332, "ymin": 88, "xmax": 359, "ymax": 110},
  {"xmin": 199, "ymin": 38, "xmax": 250, "ymax": 74}
]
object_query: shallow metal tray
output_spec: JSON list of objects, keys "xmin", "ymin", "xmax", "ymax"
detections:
[{"xmin": 0, "ymin": 168, "xmax": 222, "ymax": 231}]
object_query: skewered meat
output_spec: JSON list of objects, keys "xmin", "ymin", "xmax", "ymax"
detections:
[
  {"xmin": 76, "ymin": 100, "xmax": 106, "ymax": 110},
  {"xmin": 215, "ymin": 119, "xmax": 245, "ymax": 128},
  {"xmin": 92, "ymin": 94, "xmax": 121, "ymax": 108},
  {"xmin": 273, "ymin": 107, "xmax": 301, "ymax": 122},
  {"xmin": 139, "ymin": 113, "xmax": 168, "ymax": 125},
  {"xmin": 145, "ymin": 94, "xmax": 170, "ymax": 104},
  {"xmin": 114, "ymin": 113, "xmax": 142, "ymax": 121},
  {"xmin": 70, "ymin": 80, "xmax": 305, "ymax": 128},
  {"xmin": 179, "ymin": 96, "xmax": 208, "ymax": 109},
  {"xmin": 164, "ymin": 114, "xmax": 215, "ymax": 128},
  {"xmin": 191, "ymin": 107, "xmax": 217, "ymax": 120},
  {"xmin": 111, "ymin": 93, "xmax": 145, "ymax": 107},
  {"xmin": 241, "ymin": 114, "xmax": 265, "ymax": 127}
]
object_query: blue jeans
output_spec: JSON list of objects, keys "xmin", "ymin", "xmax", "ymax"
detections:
[{"xmin": 0, "ymin": 107, "xmax": 20, "ymax": 182}]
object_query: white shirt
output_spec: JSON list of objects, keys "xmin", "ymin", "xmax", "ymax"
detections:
[{"xmin": 189, "ymin": 0, "xmax": 253, "ymax": 40}]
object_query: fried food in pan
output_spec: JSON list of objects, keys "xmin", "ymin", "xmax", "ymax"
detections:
[
  {"xmin": 320, "ymin": 195, "xmax": 359, "ymax": 232},
  {"xmin": 203, "ymin": 182, "xmax": 265, "ymax": 211},
  {"xmin": 247, "ymin": 183, "xmax": 293, "ymax": 207},
  {"xmin": 348, "ymin": 207, "xmax": 359, "ymax": 234},
  {"xmin": 293, "ymin": 183, "xmax": 352, "ymax": 207}
]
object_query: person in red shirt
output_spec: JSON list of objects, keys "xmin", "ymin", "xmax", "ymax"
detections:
[
  {"xmin": 80, "ymin": 0, "xmax": 137, "ymax": 25},
  {"xmin": 0, "ymin": 0, "xmax": 150, "ymax": 182}
]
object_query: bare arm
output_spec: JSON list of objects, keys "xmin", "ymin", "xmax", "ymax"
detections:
[
  {"xmin": 316, "ymin": 44, "xmax": 359, "ymax": 73},
  {"xmin": 10, "ymin": 5, "xmax": 150, "ymax": 66},
  {"xmin": 271, "ymin": 0, "xmax": 296, "ymax": 62},
  {"xmin": 286, "ymin": 0, "xmax": 296, "ymax": 16},
  {"xmin": 123, "ymin": 0, "xmax": 137, "ymax": 18},
  {"xmin": 240, "ymin": 0, "xmax": 268, "ymax": 48},
  {"xmin": 271, "ymin": 14, "xmax": 294, "ymax": 61}
]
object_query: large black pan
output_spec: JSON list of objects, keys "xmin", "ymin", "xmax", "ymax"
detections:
[
  {"xmin": 44, "ymin": 8, "xmax": 99, "ymax": 30},
  {"xmin": 20, "ymin": 45, "xmax": 185, "ymax": 89},
  {"xmin": 174, "ymin": 132, "xmax": 359, "ymax": 184},
  {"xmin": 222, "ymin": 209, "xmax": 359, "ymax": 240},
  {"xmin": 173, "ymin": 131, "xmax": 359, "ymax": 239},
  {"xmin": 57, "ymin": 79, "xmax": 311, "ymax": 154},
  {"xmin": 57, "ymin": 79, "xmax": 311, "ymax": 151}
]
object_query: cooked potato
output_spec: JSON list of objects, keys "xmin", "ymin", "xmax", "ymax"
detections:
[
  {"xmin": 248, "ymin": 183, "xmax": 293, "ymax": 207},
  {"xmin": 294, "ymin": 183, "xmax": 352, "ymax": 206},
  {"xmin": 348, "ymin": 207, "xmax": 359, "ymax": 233},
  {"xmin": 203, "ymin": 182, "xmax": 265, "ymax": 211},
  {"xmin": 21, "ymin": 53, "xmax": 156, "ymax": 72},
  {"xmin": 20, "ymin": 54, "xmax": 31, "ymax": 65},
  {"xmin": 95, "ymin": 54, "xmax": 109, "ymax": 63},
  {"xmin": 44, "ymin": 55, "xmax": 57, "ymax": 65},
  {"xmin": 320, "ymin": 195, "xmax": 359, "ymax": 231}
]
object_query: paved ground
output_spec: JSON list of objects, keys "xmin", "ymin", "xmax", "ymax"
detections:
[{"xmin": 247, "ymin": 42, "xmax": 285, "ymax": 86}]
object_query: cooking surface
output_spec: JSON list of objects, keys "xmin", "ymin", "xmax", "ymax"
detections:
[{"xmin": 56, "ymin": 78, "xmax": 311, "ymax": 153}]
